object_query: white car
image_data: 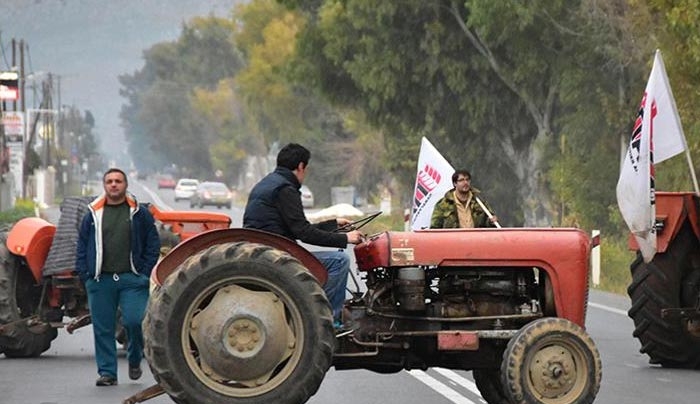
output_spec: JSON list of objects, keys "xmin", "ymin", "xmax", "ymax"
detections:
[
  {"xmin": 300, "ymin": 185, "xmax": 314, "ymax": 208},
  {"xmin": 174, "ymin": 178, "xmax": 199, "ymax": 201}
]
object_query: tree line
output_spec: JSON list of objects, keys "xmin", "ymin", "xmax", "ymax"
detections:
[{"xmin": 119, "ymin": 0, "xmax": 700, "ymax": 237}]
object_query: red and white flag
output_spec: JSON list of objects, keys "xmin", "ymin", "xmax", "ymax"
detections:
[
  {"xmin": 616, "ymin": 50, "xmax": 687, "ymax": 262},
  {"xmin": 410, "ymin": 137, "xmax": 455, "ymax": 230}
]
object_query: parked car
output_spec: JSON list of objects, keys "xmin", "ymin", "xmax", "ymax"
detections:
[
  {"xmin": 157, "ymin": 174, "xmax": 176, "ymax": 189},
  {"xmin": 174, "ymin": 178, "xmax": 199, "ymax": 201},
  {"xmin": 190, "ymin": 181, "xmax": 233, "ymax": 209},
  {"xmin": 300, "ymin": 185, "xmax": 314, "ymax": 208}
]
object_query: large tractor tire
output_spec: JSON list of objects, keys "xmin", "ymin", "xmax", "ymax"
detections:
[
  {"xmin": 501, "ymin": 318, "xmax": 601, "ymax": 404},
  {"xmin": 143, "ymin": 241, "xmax": 335, "ymax": 404},
  {"xmin": 0, "ymin": 233, "xmax": 57, "ymax": 357},
  {"xmin": 473, "ymin": 369, "xmax": 510, "ymax": 404},
  {"xmin": 627, "ymin": 222, "xmax": 700, "ymax": 368}
]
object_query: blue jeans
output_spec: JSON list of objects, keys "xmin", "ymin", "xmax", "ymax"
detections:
[
  {"xmin": 312, "ymin": 250, "xmax": 349, "ymax": 322},
  {"xmin": 85, "ymin": 272, "xmax": 150, "ymax": 378}
]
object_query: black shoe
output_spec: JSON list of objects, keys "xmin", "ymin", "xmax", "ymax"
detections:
[
  {"xmin": 96, "ymin": 375, "xmax": 118, "ymax": 386},
  {"xmin": 129, "ymin": 365, "xmax": 143, "ymax": 380}
]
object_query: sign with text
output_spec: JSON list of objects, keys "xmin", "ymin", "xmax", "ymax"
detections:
[
  {"xmin": 0, "ymin": 71, "xmax": 19, "ymax": 101},
  {"xmin": 2, "ymin": 111, "xmax": 25, "ymax": 143}
]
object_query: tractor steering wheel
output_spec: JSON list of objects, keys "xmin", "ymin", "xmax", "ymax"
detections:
[{"xmin": 334, "ymin": 211, "xmax": 382, "ymax": 233}]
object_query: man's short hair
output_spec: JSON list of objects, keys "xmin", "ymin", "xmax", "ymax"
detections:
[
  {"xmin": 277, "ymin": 143, "xmax": 311, "ymax": 170},
  {"xmin": 452, "ymin": 169, "xmax": 471, "ymax": 184},
  {"xmin": 103, "ymin": 168, "xmax": 128, "ymax": 185}
]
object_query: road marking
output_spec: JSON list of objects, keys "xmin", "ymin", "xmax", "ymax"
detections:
[
  {"xmin": 589, "ymin": 302, "xmax": 628, "ymax": 316},
  {"xmin": 432, "ymin": 368, "xmax": 482, "ymax": 398},
  {"xmin": 135, "ymin": 180, "xmax": 172, "ymax": 210},
  {"xmin": 407, "ymin": 370, "xmax": 478, "ymax": 404}
]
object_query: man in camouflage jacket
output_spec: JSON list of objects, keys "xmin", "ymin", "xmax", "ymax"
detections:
[{"xmin": 430, "ymin": 169, "xmax": 498, "ymax": 228}]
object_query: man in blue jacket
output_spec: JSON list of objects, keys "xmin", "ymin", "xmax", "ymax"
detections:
[
  {"xmin": 76, "ymin": 168, "xmax": 160, "ymax": 386},
  {"xmin": 243, "ymin": 143, "xmax": 364, "ymax": 328}
]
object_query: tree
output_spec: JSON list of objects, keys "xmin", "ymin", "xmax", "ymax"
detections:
[
  {"xmin": 285, "ymin": 0, "xmax": 646, "ymax": 226},
  {"xmin": 119, "ymin": 16, "xmax": 244, "ymax": 177}
]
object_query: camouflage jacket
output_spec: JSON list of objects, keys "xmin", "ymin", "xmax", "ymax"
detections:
[{"xmin": 430, "ymin": 187, "xmax": 496, "ymax": 229}]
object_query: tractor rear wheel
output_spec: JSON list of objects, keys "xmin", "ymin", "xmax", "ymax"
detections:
[
  {"xmin": 473, "ymin": 369, "xmax": 510, "ymax": 404},
  {"xmin": 0, "ymin": 233, "xmax": 57, "ymax": 357},
  {"xmin": 143, "ymin": 241, "xmax": 335, "ymax": 404},
  {"xmin": 627, "ymin": 222, "xmax": 700, "ymax": 368},
  {"xmin": 501, "ymin": 318, "xmax": 601, "ymax": 404}
]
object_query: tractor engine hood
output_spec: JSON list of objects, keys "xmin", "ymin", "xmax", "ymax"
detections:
[{"xmin": 354, "ymin": 228, "xmax": 592, "ymax": 327}]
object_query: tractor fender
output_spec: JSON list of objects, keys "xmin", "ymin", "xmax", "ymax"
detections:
[
  {"xmin": 630, "ymin": 192, "xmax": 700, "ymax": 254},
  {"xmin": 5, "ymin": 217, "xmax": 56, "ymax": 283},
  {"xmin": 151, "ymin": 228, "xmax": 328, "ymax": 287}
]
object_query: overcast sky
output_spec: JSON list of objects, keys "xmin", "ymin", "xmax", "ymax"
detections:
[{"xmin": 0, "ymin": 0, "xmax": 239, "ymax": 162}]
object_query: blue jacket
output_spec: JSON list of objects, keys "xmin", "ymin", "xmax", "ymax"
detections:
[{"xmin": 75, "ymin": 192, "xmax": 161, "ymax": 282}]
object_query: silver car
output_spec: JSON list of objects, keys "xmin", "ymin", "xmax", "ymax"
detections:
[
  {"xmin": 190, "ymin": 181, "xmax": 233, "ymax": 209},
  {"xmin": 300, "ymin": 185, "xmax": 314, "ymax": 208}
]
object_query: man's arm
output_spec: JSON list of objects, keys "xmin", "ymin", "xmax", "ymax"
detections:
[
  {"xmin": 140, "ymin": 210, "xmax": 162, "ymax": 273},
  {"xmin": 276, "ymin": 186, "xmax": 347, "ymax": 248},
  {"xmin": 430, "ymin": 198, "xmax": 444, "ymax": 228},
  {"xmin": 75, "ymin": 214, "xmax": 90, "ymax": 282}
]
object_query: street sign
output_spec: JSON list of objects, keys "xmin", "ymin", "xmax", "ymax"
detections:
[
  {"xmin": 0, "ymin": 71, "xmax": 19, "ymax": 101},
  {"xmin": 2, "ymin": 111, "xmax": 25, "ymax": 142},
  {"xmin": 7, "ymin": 142, "xmax": 23, "ymax": 198}
]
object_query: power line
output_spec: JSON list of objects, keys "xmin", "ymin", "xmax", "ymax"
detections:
[{"xmin": 0, "ymin": 31, "xmax": 11, "ymax": 69}]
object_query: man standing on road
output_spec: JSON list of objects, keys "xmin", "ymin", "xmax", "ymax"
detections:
[
  {"xmin": 243, "ymin": 143, "xmax": 364, "ymax": 327},
  {"xmin": 430, "ymin": 169, "xmax": 499, "ymax": 228},
  {"xmin": 76, "ymin": 168, "xmax": 161, "ymax": 386}
]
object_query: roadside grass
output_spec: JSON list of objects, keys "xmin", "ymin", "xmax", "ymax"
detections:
[
  {"xmin": 0, "ymin": 199, "xmax": 37, "ymax": 228},
  {"xmin": 596, "ymin": 236, "xmax": 635, "ymax": 295}
]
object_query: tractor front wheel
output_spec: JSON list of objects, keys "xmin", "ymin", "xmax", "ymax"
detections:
[
  {"xmin": 501, "ymin": 318, "xmax": 601, "ymax": 404},
  {"xmin": 473, "ymin": 369, "xmax": 510, "ymax": 404},
  {"xmin": 0, "ymin": 233, "xmax": 57, "ymax": 357},
  {"xmin": 143, "ymin": 241, "xmax": 335, "ymax": 404}
]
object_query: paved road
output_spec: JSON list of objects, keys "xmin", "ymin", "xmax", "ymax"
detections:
[{"xmin": 2, "ymin": 181, "xmax": 699, "ymax": 403}]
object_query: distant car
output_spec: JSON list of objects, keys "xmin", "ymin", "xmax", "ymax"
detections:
[
  {"xmin": 174, "ymin": 178, "xmax": 199, "ymax": 201},
  {"xmin": 190, "ymin": 181, "xmax": 233, "ymax": 209},
  {"xmin": 300, "ymin": 185, "xmax": 314, "ymax": 208},
  {"xmin": 157, "ymin": 175, "xmax": 176, "ymax": 189}
]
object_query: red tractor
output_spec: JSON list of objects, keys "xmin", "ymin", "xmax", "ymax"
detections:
[
  {"xmin": 0, "ymin": 197, "xmax": 231, "ymax": 358},
  {"xmin": 626, "ymin": 191, "xmax": 700, "ymax": 368},
  {"xmin": 125, "ymin": 213, "xmax": 602, "ymax": 404}
]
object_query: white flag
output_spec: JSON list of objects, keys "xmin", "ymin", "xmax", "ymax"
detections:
[
  {"xmin": 410, "ymin": 137, "xmax": 455, "ymax": 230},
  {"xmin": 616, "ymin": 50, "xmax": 687, "ymax": 262}
]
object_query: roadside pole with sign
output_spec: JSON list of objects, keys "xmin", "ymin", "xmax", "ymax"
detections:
[
  {"xmin": 1, "ymin": 71, "xmax": 21, "ymax": 203},
  {"xmin": 2, "ymin": 111, "xmax": 24, "ymax": 197}
]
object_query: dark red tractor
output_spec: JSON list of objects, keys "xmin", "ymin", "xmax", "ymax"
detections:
[
  {"xmin": 626, "ymin": 191, "xmax": 700, "ymax": 368},
  {"xmin": 125, "ymin": 214, "xmax": 602, "ymax": 404}
]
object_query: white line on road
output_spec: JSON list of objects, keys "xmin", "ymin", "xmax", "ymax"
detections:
[
  {"xmin": 589, "ymin": 301, "xmax": 628, "ymax": 316},
  {"xmin": 407, "ymin": 370, "xmax": 479, "ymax": 404},
  {"xmin": 432, "ymin": 368, "xmax": 482, "ymax": 398},
  {"xmin": 134, "ymin": 180, "xmax": 172, "ymax": 211}
]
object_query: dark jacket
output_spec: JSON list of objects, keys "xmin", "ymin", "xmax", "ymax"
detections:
[
  {"xmin": 243, "ymin": 167, "xmax": 347, "ymax": 248},
  {"xmin": 75, "ymin": 192, "xmax": 161, "ymax": 282},
  {"xmin": 430, "ymin": 187, "xmax": 496, "ymax": 229}
]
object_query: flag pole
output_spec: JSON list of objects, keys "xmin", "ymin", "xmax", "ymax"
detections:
[
  {"xmin": 474, "ymin": 195, "xmax": 501, "ymax": 228},
  {"xmin": 684, "ymin": 149, "xmax": 700, "ymax": 196},
  {"xmin": 655, "ymin": 49, "xmax": 700, "ymax": 195}
]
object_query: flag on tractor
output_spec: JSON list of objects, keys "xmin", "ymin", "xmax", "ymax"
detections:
[
  {"xmin": 616, "ymin": 50, "xmax": 687, "ymax": 262},
  {"xmin": 410, "ymin": 137, "xmax": 455, "ymax": 230}
]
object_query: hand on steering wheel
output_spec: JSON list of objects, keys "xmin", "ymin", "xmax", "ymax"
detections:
[{"xmin": 334, "ymin": 211, "xmax": 382, "ymax": 233}]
